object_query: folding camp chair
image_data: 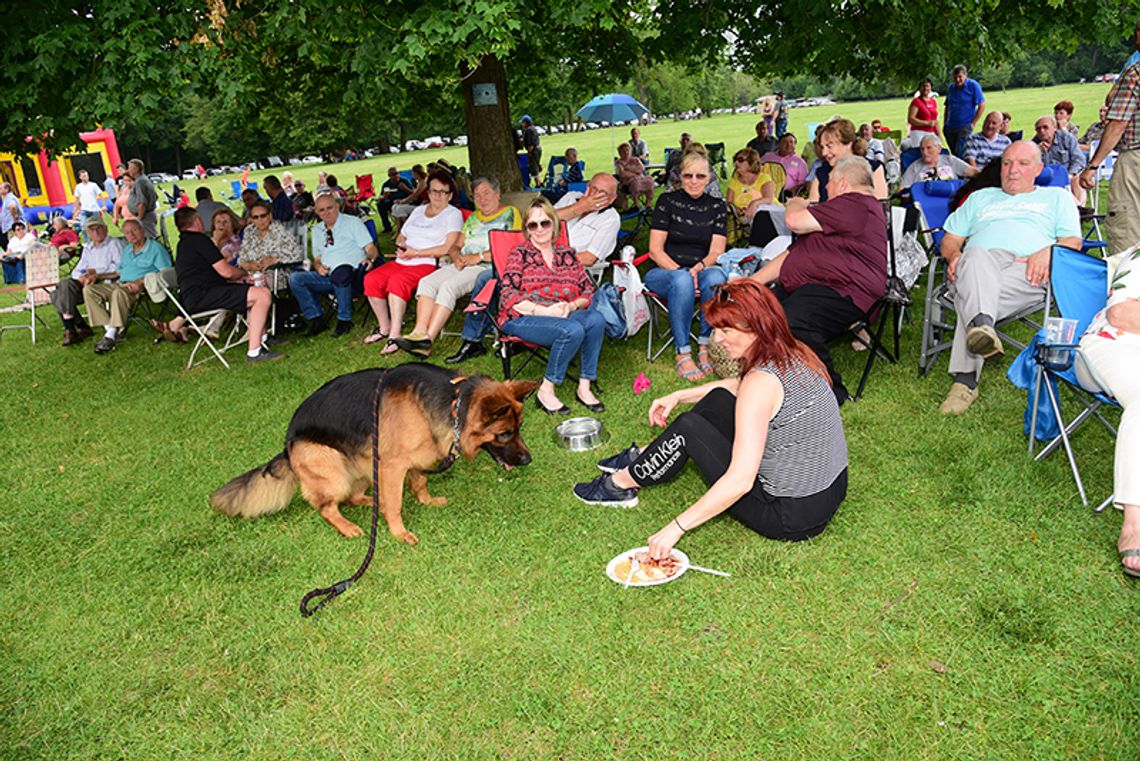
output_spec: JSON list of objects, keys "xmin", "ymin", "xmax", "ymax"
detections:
[
  {"xmin": 355, "ymin": 174, "xmax": 376, "ymax": 205},
  {"xmin": 464, "ymin": 225, "xmax": 571, "ymax": 379},
  {"xmin": 845, "ymin": 201, "xmax": 906, "ymax": 400},
  {"xmin": 612, "ymin": 252, "xmax": 698, "ymax": 362},
  {"xmin": 761, "ymin": 162, "xmax": 788, "ymax": 203},
  {"xmin": 705, "ymin": 142, "xmax": 728, "ymax": 179},
  {"xmin": 228, "ymin": 180, "xmax": 242, "ymax": 200},
  {"xmin": 0, "ymin": 245, "xmax": 58, "ymax": 343},
  {"xmin": 1023, "ymin": 246, "xmax": 1119, "ymax": 510},
  {"xmin": 157, "ymin": 268, "xmax": 249, "ymax": 369},
  {"xmin": 546, "ymin": 156, "xmax": 586, "ymax": 193}
]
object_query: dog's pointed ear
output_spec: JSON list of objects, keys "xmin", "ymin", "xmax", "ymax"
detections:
[{"xmin": 507, "ymin": 380, "xmax": 540, "ymax": 401}]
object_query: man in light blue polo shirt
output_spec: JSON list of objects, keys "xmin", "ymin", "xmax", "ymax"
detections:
[
  {"xmin": 943, "ymin": 64, "xmax": 986, "ymax": 158},
  {"xmin": 289, "ymin": 192, "xmax": 379, "ymax": 337},
  {"xmin": 937, "ymin": 141, "xmax": 1083, "ymax": 414}
]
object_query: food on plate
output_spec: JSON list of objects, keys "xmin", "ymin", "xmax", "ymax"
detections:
[{"xmin": 611, "ymin": 550, "xmax": 682, "ymax": 585}]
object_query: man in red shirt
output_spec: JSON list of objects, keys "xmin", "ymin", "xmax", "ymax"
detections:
[{"xmin": 749, "ymin": 156, "xmax": 887, "ymax": 404}]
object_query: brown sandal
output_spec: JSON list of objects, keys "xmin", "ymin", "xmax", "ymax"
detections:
[{"xmin": 151, "ymin": 320, "xmax": 188, "ymax": 344}]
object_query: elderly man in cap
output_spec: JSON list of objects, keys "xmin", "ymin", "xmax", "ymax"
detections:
[
  {"xmin": 53, "ymin": 215, "xmax": 124, "ymax": 346},
  {"xmin": 82, "ymin": 218, "xmax": 173, "ymax": 353}
]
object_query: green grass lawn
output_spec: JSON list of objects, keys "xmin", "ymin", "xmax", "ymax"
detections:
[{"xmin": 2, "ymin": 82, "xmax": 1137, "ymax": 759}]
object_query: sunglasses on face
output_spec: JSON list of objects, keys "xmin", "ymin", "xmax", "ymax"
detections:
[
  {"xmin": 325, "ymin": 228, "xmax": 335, "ymax": 246},
  {"xmin": 251, "ymin": 213, "xmax": 270, "ymax": 220},
  {"xmin": 526, "ymin": 219, "xmax": 553, "ymax": 231},
  {"xmin": 681, "ymin": 172, "xmax": 708, "ymax": 180}
]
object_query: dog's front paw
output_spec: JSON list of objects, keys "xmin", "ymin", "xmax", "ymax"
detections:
[
  {"xmin": 397, "ymin": 530, "xmax": 419, "ymax": 546},
  {"xmin": 337, "ymin": 522, "xmax": 363, "ymax": 538}
]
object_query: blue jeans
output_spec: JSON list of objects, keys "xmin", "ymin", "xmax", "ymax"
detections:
[
  {"xmin": 643, "ymin": 265, "xmax": 727, "ymax": 354},
  {"xmin": 459, "ymin": 267, "xmax": 497, "ymax": 342},
  {"xmin": 502, "ymin": 309, "xmax": 606, "ymax": 384},
  {"xmin": 775, "ymin": 117, "xmax": 788, "ymax": 138},
  {"xmin": 290, "ymin": 269, "xmax": 354, "ymax": 322}
]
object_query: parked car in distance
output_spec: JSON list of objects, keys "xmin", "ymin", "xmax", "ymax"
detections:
[
  {"xmin": 452, "ymin": 135, "xmax": 468, "ymax": 146},
  {"xmin": 181, "ymin": 169, "xmax": 197, "ymax": 180},
  {"xmin": 207, "ymin": 167, "xmax": 225, "ymax": 176},
  {"xmin": 147, "ymin": 172, "xmax": 178, "ymax": 184},
  {"xmin": 301, "ymin": 155, "xmax": 322, "ymax": 164}
]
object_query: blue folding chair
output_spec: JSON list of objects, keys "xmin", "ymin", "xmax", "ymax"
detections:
[
  {"xmin": 228, "ymin": 180, "xmax": 242, "ymax": 200},
  {"xmin": 1016, "ymin": 246, "xmax": 1118, "ymax": 509},
  {"xmin": 910, "ymin": 179, "xmax": 966, "ymax": 375},
  {"xmin": 1035, "ymin": 163, "xmax": 1070, "ymax": 188},
  {"xmin": 899, "ymin": 146, "xmax": 948, "ymax": 174}
]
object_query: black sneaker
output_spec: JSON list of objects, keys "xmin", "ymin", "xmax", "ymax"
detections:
[
  {"xmin": 264, "ymin": 334, "xmax": 291, "ymax": 348},
  {"xmin": 93, "ymin": 335, "xmax": 117, "ymax": 354},
  {"xmin": 444, "ymin": 340, "xmax": 486, "ymax": 364},
  {"xmin": 246, "ymin": 347, "xmax": 286, "ymax": 364},
  {"xmin": 332, "ymin": 319, "xmax": 354, "ymax": 337},
  {"xmin": 572, "ymin": 474, "xmax": 639, "ymax": 508},
  {"xmin": 596, "ymin": 442, "xmax": 641, "ymax": 474},
  {"xmin": 306, "ymin": 316, "xmax": 329, "ymax": 337}
]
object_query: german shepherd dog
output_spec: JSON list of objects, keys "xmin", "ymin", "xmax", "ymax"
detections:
[{"xmin": 211, "ymin": 363, "xmax": 539, "ymax": 542}]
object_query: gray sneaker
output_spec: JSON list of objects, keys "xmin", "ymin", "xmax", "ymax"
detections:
[
  {"xmin": 93, "ymin": 335, "xmax": 117, "ymax": 354},
  {"xmin": 246, "ymin": 346, "xmax": 285, "ymax": 364}
]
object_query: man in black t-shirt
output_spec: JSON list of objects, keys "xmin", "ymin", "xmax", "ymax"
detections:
[
  {"xmin": 747, "ymin": 121, "xmax": 778, "ymax": 158},
  {"xmin": 172, "ymin": 207, "xmax": 285, "ymax": 363},
  {"xmin": 521, "ymin": 115, "xmax": 542, "ymax": 186},
  {"xmin": 376, "ymin": 167, "xmax": 412, "ymax": 232}
]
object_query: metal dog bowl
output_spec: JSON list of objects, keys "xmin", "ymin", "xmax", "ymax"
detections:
[{"xmin": 554, "ymin": 417, "xmax": 610, "ymax": 451}]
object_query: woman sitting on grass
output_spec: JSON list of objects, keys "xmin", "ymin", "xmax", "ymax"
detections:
[
  {"xmin": 499, "ymin": 197, "xmax": 605, "ymax": 415},
  {"xmin": 573, "ymin": 279, "xmax": 848, "ymax": 557}
]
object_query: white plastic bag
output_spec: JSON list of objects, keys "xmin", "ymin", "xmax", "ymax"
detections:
[{"xmin": 612, "ymin": 260, "xmax": 650, "ymax": 337}]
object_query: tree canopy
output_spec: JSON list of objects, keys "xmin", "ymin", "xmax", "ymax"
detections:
[{"xmin": 3, "ymin": 0, "xmax": 1139, "ymax": 170}]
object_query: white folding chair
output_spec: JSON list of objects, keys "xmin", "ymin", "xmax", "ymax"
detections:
[
  {"xmin": 0, "ymin": 245, "xmax": 59, "ymax": 343},
  {"xmin": 157, "ymin": 268, "xmax": 249, "ymax": 369}
]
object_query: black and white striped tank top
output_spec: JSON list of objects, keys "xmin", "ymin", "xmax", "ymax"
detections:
[{"xmin": 751, "ymin": 358, "xmax": 848, "ymax": 497}]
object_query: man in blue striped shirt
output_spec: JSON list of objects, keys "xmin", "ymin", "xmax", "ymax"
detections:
[{"xmin": 963, "ymin": 112, "xmax": 1011, "ymax": 169}]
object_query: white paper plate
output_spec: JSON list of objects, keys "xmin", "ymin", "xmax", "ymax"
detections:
[{"xmin": 606, "ymin": 546, "xmax": 689, "ymax": 587}]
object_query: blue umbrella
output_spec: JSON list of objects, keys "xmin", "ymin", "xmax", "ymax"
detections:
[
  {"xmin": 576, "ymin": 94, "xmax": 650, "ymax": 156},
  {"xmin": 575, "ymin": 93, "xmax": 649, "ymax": 124}
]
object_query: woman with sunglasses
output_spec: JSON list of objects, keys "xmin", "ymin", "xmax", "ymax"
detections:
[
  {"xmin": 573, "ymin": 279, "xmax": 848, "ymax": 556},
  {"xmin": 237, "ymin": 199, "xmax": 304, "ymax": 291},
  {"xmin": 363, "ymin": 170, "xmax": 463, "ymax": 354},
  {"xmin": 499, "ymin": 197, "xmax": 605, "ymax": 414},
  {"xmin": 645, "ymin": 152, "xmax": 729, "ymax": 382},
  {"xmin": 727, "ymin": 147, "xmax": 778, "ymax": 224}
]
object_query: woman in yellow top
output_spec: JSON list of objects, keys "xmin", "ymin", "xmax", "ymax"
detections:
[{"xmin": 726, "ymin": 148, "xmax": 777, "ymax": 224}]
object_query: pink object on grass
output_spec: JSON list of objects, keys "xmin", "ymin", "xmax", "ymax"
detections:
[{"xmin": 633, "ymin": 373, "xmax": 652, "ymax": 394}]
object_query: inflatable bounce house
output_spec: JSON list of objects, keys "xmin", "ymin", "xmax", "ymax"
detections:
[{"xmin": 0, "ymin": 127, "xmax": 121, "ymax": 224}]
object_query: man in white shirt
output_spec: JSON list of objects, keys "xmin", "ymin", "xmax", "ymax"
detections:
[
  {"xmin": 53, "ymin": 215, "xmax": 124, "ymax": 346},
  {"xmin": 71, "ymin": 170, "xmax": 104, "ymax": 240}
]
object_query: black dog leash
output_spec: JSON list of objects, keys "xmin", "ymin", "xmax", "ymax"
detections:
[{"xmin": 299, "ymin": 372, "xmax": 387, "ymax": 618}]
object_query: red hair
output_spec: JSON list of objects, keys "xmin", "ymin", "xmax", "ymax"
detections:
[{"xmin": 703, "ymin": 279, "xmax": 829, "ymax": 380}]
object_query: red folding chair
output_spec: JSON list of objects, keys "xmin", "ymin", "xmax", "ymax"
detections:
[
  {"xmin": 354, "ymin": 174, "xmax": 376, "ymax": 203},
  {"xmin": 464, "ymin": 224, "xmax": 572, "ymax": 379}
]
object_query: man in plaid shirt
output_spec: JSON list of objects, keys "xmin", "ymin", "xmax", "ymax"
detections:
[{"xmin": 1083, "ymin": 30, "xmax": 1140, "ymax": 255}]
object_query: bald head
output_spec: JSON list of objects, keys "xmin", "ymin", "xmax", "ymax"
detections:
[{"xmin": 1000, "ymin": 141, "xmax": 1044, "ymax": 194}]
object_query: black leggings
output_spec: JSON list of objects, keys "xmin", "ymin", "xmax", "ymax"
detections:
[{"xmin": 627, "ymin": 387, "xmax": 846, "ymax": 541}]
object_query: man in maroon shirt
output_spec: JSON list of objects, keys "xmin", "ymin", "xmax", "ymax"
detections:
[{"xmin": 749, "ymin": 155, "xmax": 887, "ymax": 403}]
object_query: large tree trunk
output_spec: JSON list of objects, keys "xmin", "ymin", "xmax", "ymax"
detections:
[{"xmin": 462, "ymin": 55, "xmax": 521, "ymax": 192}]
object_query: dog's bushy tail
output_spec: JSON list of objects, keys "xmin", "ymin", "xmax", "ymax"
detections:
[{"xmin": 210, "ymin": 452, "xmax": 297, "ymax": 519}]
